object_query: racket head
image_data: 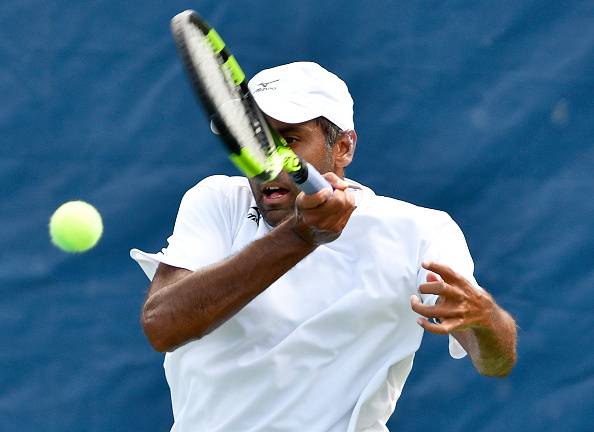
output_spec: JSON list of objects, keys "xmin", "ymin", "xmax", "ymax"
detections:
[{"xmin": 170, "ymin": 10, "xmax": 282, "ymax": 183}]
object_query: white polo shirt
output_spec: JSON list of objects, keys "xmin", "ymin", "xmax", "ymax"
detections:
[{"xmin": 130, "ymin": 175, "xmax": 475, "ymax": 432}]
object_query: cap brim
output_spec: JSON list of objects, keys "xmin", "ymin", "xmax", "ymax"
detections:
[{"xmin": 256, "ymin": 98, "xmax": 321, "ymax": 125}]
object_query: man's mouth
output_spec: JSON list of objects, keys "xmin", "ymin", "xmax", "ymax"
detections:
[
  {"xmin": 261, "ymin": 185, "xmax": 291, "ymax": 205},
  {"xmin": 263, "ymin": 186, "xmax": 290, "ymax": 199}
]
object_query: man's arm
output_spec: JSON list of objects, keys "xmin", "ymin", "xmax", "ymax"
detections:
[
  {"xmin": 411, "ymin": 262, "xmax": 517, "ymax": 377},
  {"xmin": 141, "ymin": 174, "xmax": 355, "ymax": 352}
]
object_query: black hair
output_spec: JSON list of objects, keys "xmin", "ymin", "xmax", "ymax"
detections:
[{"xmin": 314, "ymin": 117, "xmax": 342, "ymax": 149}]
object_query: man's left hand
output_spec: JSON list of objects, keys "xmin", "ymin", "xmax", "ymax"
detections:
[
  {"xmin": 410, "ymin": 261, "xmax": 517, "ymax": 376},
  {"xmin": 410, "ymin": 261, "xmax": 496, "ymax": 335}
]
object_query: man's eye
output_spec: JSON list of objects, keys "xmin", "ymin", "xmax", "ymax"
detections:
[{"xmin": 283, "ymin": 137, "xmax": 298, "ymax": 145}]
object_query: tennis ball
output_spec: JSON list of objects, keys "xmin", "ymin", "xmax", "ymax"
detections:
[{"xmin": 49, "ymin": 201, "xmax": 103, "ymax": 253}]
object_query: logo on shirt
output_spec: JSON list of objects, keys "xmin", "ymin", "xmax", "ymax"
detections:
[
  {"xmin": 247, "ymin": 206, "xmax": 261, "ymax": 225},
  {"xmin": 253, "ymin": 79, "xmax": 279, "ymax": 93}
]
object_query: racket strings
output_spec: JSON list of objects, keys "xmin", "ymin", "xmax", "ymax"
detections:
[{"xmin": 183, "ymin": 24, "xmax": 267, "ymax": 166}]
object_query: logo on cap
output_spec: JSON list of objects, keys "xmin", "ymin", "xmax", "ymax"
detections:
[{"xmin": 253, "ymin": 79, "xmax": 279, "ymax": 93}]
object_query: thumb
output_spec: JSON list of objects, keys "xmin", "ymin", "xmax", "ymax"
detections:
[
  {"xmin": 323, "ymin": 172, "xmax": 349, "ymax": 191},
  {"xmin": 296, "ymin": 188, "xmax": 331, "ymax": 211}
]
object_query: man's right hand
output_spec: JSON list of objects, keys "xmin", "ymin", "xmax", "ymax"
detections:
[{"xmin": 292, "ymin": 172, "xmax": 356, "ymax": 245}]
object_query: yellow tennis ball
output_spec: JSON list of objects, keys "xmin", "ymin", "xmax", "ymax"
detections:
[{"xmin": 49, "ymin": 201, "xmax": 103, "ymax": 253}]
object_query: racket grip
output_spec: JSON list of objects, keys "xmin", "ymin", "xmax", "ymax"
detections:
[{"xmin": 297, "ymin": 162, "xmax": 332, "ymax": 195}]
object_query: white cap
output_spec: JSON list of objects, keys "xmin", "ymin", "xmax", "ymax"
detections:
[{"xmin": 248, "ymin": 62, "xmax": 354, "ymax": 131}]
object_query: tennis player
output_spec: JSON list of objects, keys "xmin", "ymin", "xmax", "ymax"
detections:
[{"xmin": 131, "ymin": 62, "xmax": 517, "ymax": 432}]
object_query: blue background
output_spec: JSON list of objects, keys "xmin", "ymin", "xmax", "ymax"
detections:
[{"xmin": 2, "ymin": 0, "xmax": 593, "ymax": 430}]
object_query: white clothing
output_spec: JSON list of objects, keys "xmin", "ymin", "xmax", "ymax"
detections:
[{"xmin": 130, "ymin": 175, "xmax": 476, "ymax": 432}]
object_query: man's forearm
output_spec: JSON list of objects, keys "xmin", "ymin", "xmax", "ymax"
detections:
[
  {"xmin": 454, "ymin": 304, "xmax": 517, "ymax": 377},
  {"xmin": 142, "ymin": 217, "xmax": 316, "ymax": 352}
]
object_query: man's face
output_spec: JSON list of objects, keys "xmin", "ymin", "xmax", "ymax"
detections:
[{"xmin": 249, "ymin": 117, "xmax": 335, "ymax": 227}]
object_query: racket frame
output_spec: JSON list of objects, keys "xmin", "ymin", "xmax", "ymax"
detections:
[{"xmin": 171, "ymin": 10, "xmax": 331, "ymax": 194}]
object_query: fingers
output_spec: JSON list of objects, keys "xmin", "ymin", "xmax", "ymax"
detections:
[
  {"xmin": 410, "ymin": 295, "xmax": 461, "ymax": 320},
  {"xmin": 415, "ymin": 317, "xmax": 459, "ymax": 335},
  {"xmin": 296, "ymin": 172, "xmax": 350, "ymax": 210},
  {"xmin": 296, "ymin": 188, "xmax": 333, "ymax": 210},
  {"xmin": 293, "ymin": 173, "xmax": 356, "ymax": 245},
  {"xmin": 295, "ymin": 173, "xmax": 350, "ymax": 210},
  {"xmin": 411, "ymin": 296, "xmax": 467, "ymax": 335},
  {"xmin": 426, "ymin": 271, "xmax": 440, "ymax": 282},
  {"xmin": 410, "ymin": 294, "xmax": 448, "ymax": 334},
  {"xmin": 303, "ymin": 189, "xmax": 355, "ymax": 233},
  {"xmin": 296, "ymin": 189, "xmax": 354, "ymax": 222},
  {"xmin": 418, "ymin": 281, "xmax": 447, "ymax": 296},
  {"xmin": 418, "ymin": 280, "xmax": 464, "ymax": 301},
  {"xmin": 422, "ymin": 261, "xmax": 464, "ymax": 285},
  {"xmin": 415, "ymin": 318, "xmax": 449, "ymax": 335}
]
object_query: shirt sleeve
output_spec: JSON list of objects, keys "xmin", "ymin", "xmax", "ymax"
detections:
[
  {"xmin": 417, "ymin": 212, "xmax": 480, "ymax": 359},
  {"xmin": 130, "ymin": 176, "xmax": 233, "ymax": 280}
]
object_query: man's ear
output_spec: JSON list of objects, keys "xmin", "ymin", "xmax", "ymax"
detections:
[{"xmin": 333, "ymin": 130, "xmax": 357, "ymax": 169}]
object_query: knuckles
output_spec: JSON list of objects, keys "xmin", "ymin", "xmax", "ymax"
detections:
[{"xmin": 295, "ymin": 189, "xmax": 355, "ymax": 245}]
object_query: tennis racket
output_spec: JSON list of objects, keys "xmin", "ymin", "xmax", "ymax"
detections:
[{"xmin": 170, "ymin": 10, "xmax": 331, "ymax": 194}]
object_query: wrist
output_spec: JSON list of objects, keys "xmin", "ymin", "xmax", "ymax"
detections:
[{"xmin": 277, "ymin": 215, "xmax": 319, "ymax": 251}]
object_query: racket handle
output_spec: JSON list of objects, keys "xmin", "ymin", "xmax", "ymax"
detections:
[{"xmin": 294, "ymin": 162, "xmax": 332, "ymax": 195}]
